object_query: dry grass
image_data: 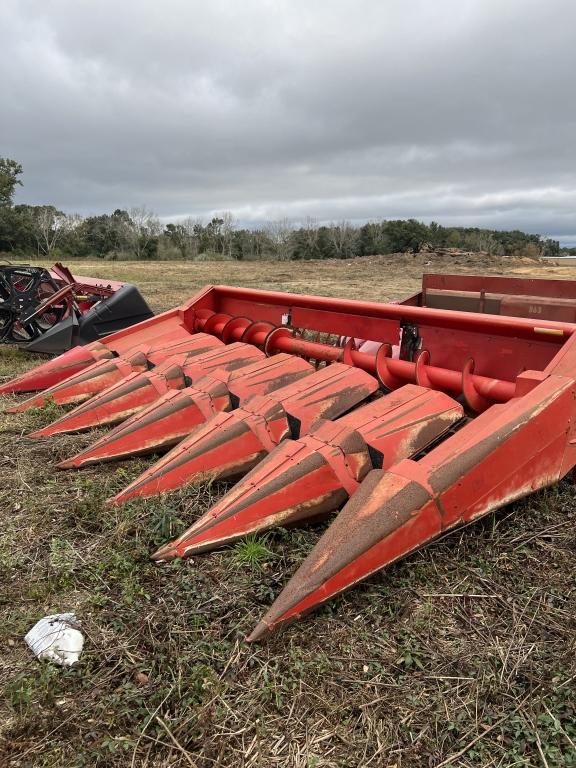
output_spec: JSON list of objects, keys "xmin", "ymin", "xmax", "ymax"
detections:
[
  {"xmin": 17, "ymin": 250, "xmax": 575, "ymax": 313},
  {"xmin": 1, "ymin": 255, "xmax": 575, "ymax": 767}
]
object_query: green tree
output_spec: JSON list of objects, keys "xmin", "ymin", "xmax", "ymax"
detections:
[
  {"xmin": 164, "ymin": 223, "xmax": 190, "ymax": 258},
  {"xmin": 382, "ymin": 219, "xmax": 429, "ymax": 253},
  {"xmin": 357, "ymin": 222, "xmax": 387, "ymax": 256},
  {"xmin": 0, "ymin": 204, "xmax": 35, "ymax": 252},
  {"xmin": 0, "ymin": 158, "xmax": 23, "ymax": 208},
  {"xmin": 78, "ymin": 210, "xmax": 132, "ymax": 257},
  {"xmin": 541, "ymin": 238, "xmax": 560, "ymax": 258}
]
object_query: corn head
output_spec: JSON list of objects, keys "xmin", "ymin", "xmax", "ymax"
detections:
[{"xmin": 3, "ymin": 272, "xmax": 576, "ymax": 640}]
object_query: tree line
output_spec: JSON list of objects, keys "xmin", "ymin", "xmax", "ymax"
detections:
[{"xmin": 0, "ymin": 157, "xmax": 563, "ymax": 261}]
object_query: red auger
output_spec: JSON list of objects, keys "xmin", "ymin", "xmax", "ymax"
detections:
[{"xmin": 4, "ymin": 273, "xmax": 576, "ymax": 640}]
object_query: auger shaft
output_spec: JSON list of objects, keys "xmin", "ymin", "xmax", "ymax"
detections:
[{"xmin": 193, "ymin": 313, "xmax": 517, "ymax": 411}]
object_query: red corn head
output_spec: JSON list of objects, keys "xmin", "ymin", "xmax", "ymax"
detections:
[
  {"xmin": 154, "ymin": 385, "xmax": 463, "ymax": 560},
  {"xmin": 58, "ymin": 354, "xmax": 313, "ymax": 468},
  {"xmin": 248, "ymin": 373, "xmax": 574, "ymax": 640},
  {"xmin": 0, "ymin": 342, "xmax": 114, "ymax": 395},
  {"xmin": 111, "ymin": 362, "xmax": 379, "ymax": 505},
  {"xmin": 30, "ymin": 342, "xmax": 263, "ymax": 438},
  {"xmin": 179, "ymin": 342, "xmax": 264, "ymax": 381},
  {"xmin": 89, "ymin": 309, "xmax": 196, "ymax": 358}
]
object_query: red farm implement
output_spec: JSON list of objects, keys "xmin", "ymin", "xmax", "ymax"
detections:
[
  {"xmin": 0, "ymin": 262, "xmax": 153, "ymax": 354},
  {"xmin": 3, "ymin": 272, "xmax": 576, "ymax": 640}
]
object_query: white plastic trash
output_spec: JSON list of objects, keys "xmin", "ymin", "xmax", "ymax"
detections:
[{"xmin": 24, "ymin": 613, "xmax": 84, "ymax": 666}]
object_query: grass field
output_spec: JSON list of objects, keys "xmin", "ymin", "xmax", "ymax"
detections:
[{"xmin": 1, "ymin": 255, "xmax": 575, "ymax": 767}]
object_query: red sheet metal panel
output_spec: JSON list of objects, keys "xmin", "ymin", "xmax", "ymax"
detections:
[
  {"xmin": 0, "ymin": 342, "xmax": 114, "ymax": 395},
  {"xmin": 6, "ymin": 355, "xmax": 148, "ymax": 412},
  {"xmin": 8, "ymin": 334, "xmax": 223, "ymax": 412},
  {"xmin": 29, "ymin": 344, "xmax": 264, "ymax": 437},
  {"xmin": 422, "ymin": 272, "xmax": 576, "ymax": 300}
]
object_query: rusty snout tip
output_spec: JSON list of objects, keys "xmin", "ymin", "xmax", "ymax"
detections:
[
  {"xmin": 5, "ymin": 402, "xmax": 27, "ymax": 414},
  {"xmin": 55, "ymin": 458, "xmax": 79, "ymax": 470},
  {"xmin": 150, "ymin": 542, "xmax": 179, "ymax": 561},
  {"xmin": 55, "ymin": 446, "xmax": 110, "ymax": 469},
  {"xmin": 27, "ymin": 428, "xmax": 51, "ymax": 439},
  {"xmin": 245, "ymin": 619, "xmax": 274, "ymax": 643}
]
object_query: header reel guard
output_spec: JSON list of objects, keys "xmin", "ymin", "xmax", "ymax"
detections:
[
  {"xmin": 0, "ymin": 261, "xmax": 153, "ymax": 355},
  {"xmin": 0, "ymin": 265, "xmax": 68, "ymax": 344}
]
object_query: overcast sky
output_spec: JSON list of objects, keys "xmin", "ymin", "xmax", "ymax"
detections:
[{"xmin": 1, "ymin": 0, "xmax": 575, "ymax": 242}]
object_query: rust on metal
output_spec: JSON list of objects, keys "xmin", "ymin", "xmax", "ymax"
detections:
[
  {"xmin": 29, "ymin": 343, "xmax": 265, "ymax": 437},
  {"xmin": 247, "ymin": 470, "xmax": 436, "ymax": 641},
  {"xmin": 0, "ymin": 342, "xmax": 115, "ymax": 396}
]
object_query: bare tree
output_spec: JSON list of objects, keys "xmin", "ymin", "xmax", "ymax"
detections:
[
  {"xmin": 181, "ymin": 216, "xmax": 203, "ymax": 258},
  {"xmin": 251, "ymin": 228, "xmax": 269, "ymax": 260},
  {"xmin": 218, "ymin": 211, "xmax": 235, "ymax": 258},
  {"xmin": 301, "ymin": 216, "xmax": 319, "ymax": 257},
  {"xmin": 128, "ymin": 206, "xmax": 162, "ymax": 259},
  {"xmin": 33, "ymin": 207, "xmax": 79, "ymax": 258},
  {"xmin": 328, "ymin": 220, "xmax": 357, "ymax": 259},
  {"xmin": 265, "ymin": 218, "xmax": 293, "ymax": 260}
]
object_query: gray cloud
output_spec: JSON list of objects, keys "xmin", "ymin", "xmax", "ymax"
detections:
[{"xmin": 1, "ymin": 0, "xmax": 575, "ymax": 242}]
